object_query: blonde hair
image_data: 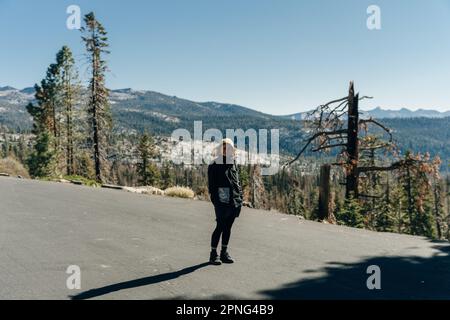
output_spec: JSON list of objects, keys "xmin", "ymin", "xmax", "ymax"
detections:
[{"xmin": 215, "ymin": 138, "xmax": 236, "ymax": 157}]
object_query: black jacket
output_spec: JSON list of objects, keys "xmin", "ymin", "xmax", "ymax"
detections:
[{"xmin": 208, "ymin": 157, "xmax": 243, "ymax": 209}]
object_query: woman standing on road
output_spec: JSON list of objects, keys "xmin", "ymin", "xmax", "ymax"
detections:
[{"xmin": 207, "ymin": 138, "xmax": 243, "ymax": 265}]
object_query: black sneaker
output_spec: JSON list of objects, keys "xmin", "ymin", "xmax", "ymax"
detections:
[
  {"xmin": 209, "ymin": 251, "xmax": 221, "ymax": 265},
  {"xmin": 220, "ymin": 251, "xmax": 234, "ymax": 264}
]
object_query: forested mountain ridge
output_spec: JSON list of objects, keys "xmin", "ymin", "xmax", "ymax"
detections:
[
  {"xmin": 381, "ymin": 117, "xmax": 450, "ymax": 164},
  {"xmin": 0, "ymin": 86, "xmax": 285, "ymax": 130},
  {"xmin": 0, "ymin": 85, "xmax": 449, "ymax": 165}
]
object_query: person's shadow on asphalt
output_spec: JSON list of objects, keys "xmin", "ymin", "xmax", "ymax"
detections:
[{"xmin": 70, "ymin": 262, "xmax": 210, "ymax": 300}]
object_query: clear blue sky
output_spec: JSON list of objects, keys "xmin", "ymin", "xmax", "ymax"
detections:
[{"xmin": 1, "ymin": 0, "xmax": 450, "ymax": 114}]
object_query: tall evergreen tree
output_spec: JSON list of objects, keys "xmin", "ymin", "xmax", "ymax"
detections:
[
  {"xmin": 81, "ymin": 12, "xmax": 112, "ymax": 182},
  {"xmin": 56, "ymin": 46, "xmax": 79, "ymax": 176},
  {"xmin": 287, "ymin": 188, "xmax": 306, "ymax": 216},
  {"xmin": 16, "ymin": 136, "xmax": 27, "ymax": 164},
  {"xmin": 397, "ymin": 152, "xmax": 437, "ymax": 238},
  {"xmin": 26, "ymin": 131, "xmax": 54, "ymax": 177},
  {"xmin": 26, "ymin": 63, "xmax": 60, "ymax": 177},
  {"xmin": 1, "ymin": 133, "xmax": 9, "ymax": 158},
  {"xmin": 374, "ymin": 193, "xmax": 397, "ymax": 232},
  {"xmin": 42, "ymin": 64, "xmax": 60, "ymax": 149},
  {"xmin": 137, "ymin": 133, "xmax": 159, "ymax": 186},
  {"xmin": 335, "ymin": 197, "xmax": 365, "ymax": 229},
  {"xmin": 161, "ymin": 161, "xmax": 176, "ymax": 189}
]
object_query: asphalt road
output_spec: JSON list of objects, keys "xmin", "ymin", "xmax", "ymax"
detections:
[{"xmin": 1, "ymin": 177, "xmax": 450, "ymax": 300}]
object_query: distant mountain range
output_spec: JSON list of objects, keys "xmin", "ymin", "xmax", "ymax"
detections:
[
  {"xmin": 0, "ymin": 85, "xmax": 296, "ymax": 137},
  {"xmin": 284, "ymin": 107, "xmax": 450, "ymax": 120},
  {"xmin": 0, "ymin": 86, "xmax": 35, "ymax": 105},
  {"xmin": 0, "ymin": 85, "xmax": 271, "ymax": 119},
  {"xmin": 362, "ymin": 107, "xmax": 450, "ymax": 119},
  {"xmin": 1, "ymin": 85, "xmax": 449, "ymax": 120}
]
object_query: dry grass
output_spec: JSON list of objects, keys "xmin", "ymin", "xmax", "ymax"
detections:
[
  {"xmin": 164, "ymin": 186, "xmax": 195, "ymax": 199},
  {"xmin": 0, "ymin": 157, "xmax": 30, "ymax": 178}
]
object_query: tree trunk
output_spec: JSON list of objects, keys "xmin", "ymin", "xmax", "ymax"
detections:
[
  {"xmin": 52, "ymin": 101, "xmax": 58, "ymax": 150},
  {"xmin": 406, "ymin": 166, "xmax": 414, "ymax": 232},
  {"xmin": 433, "ymin": 182, "xmax": 442, "ymax": 239},
  {"xmin": 66, "ymin": 79, "xmax": 74, "ymax": 176},
  {"xmin": 318, "ymin": 164, "xmax": 331, "ymax": 221},
  {"xmin": 346, "ymin": 82, "xmax": 359, "ymax": 199},
  {"xmin": 92, "ymin": 28, "xmax": 102, "ymax": 183}
]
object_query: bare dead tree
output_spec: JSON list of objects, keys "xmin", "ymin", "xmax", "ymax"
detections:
[{"xmin": 286, "ymin": 81, "xmax": 400, "ymax": 199}]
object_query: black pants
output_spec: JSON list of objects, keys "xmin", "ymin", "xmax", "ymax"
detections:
[{"xmin": 211, "ymin": 206, "xmax": 238, "ymax": 249}]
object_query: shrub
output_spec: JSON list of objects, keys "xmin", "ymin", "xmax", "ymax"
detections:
[
  {"xmin": 0, "ymin": 157, "xmax": 30, "ymax": 178},
  {"xmin": 164, "ymin": 186, "xmax": 195, "ymax": 199}
]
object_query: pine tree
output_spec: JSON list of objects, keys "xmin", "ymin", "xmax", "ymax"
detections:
[
  {"xmin": 335, "ymin": 197, "xmax": 365, "ymax": 229},
  {"xmin": 81, "ymin": 12, "xmax": 112, "ymax": 182},
  {"xmin": 137, "ymin": 133, "xmax": 159, "ymax": 186},
  {"xmin": 432, "ymin": 166, "xmax": 444, "ymax": 239},
  {"xmin": 26, "ymin": 46, "xmax": 82, "ymax": 178},
  {"xmin": 17, "ymin": 136, "xmax": 27, "ymax": 164},
  {"xmin": 161, "ymin": 161, "xmax": 175, "ymax": 189},
  {"xmin": 26, "ymin": 63, "xmax": 60, "ymax": 177},
  {"xmin": 238, "ymin": 165, "xmax": 251, "ymax": 203},
  {"xmin": 75, "ymin": 151, "xmax": 96, "ymax": 180},
  {"xmin": 396, "ymin": 151, "xmax": 438, "ymax": 238},
  {"xmin": 287, "ymin": 188, "xmax": 306, "ymax": 216},
  {"xmin": 1, "ymin": 133, "xmax": 9, "ymax": 158},
  {"xmin": 56, "ymin": 46, "xmax": 79, "ymax": 176},
  {"xmin": 46, "ymin": 65, "xmax": 60, "ymax": 149},
  {"xmin": 374, "ymin": 193, "xmax": 397, "ymax": 232},
  {"xmin": 26, "ymin": 131, "xmax": 54, "ymax": 177}
]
